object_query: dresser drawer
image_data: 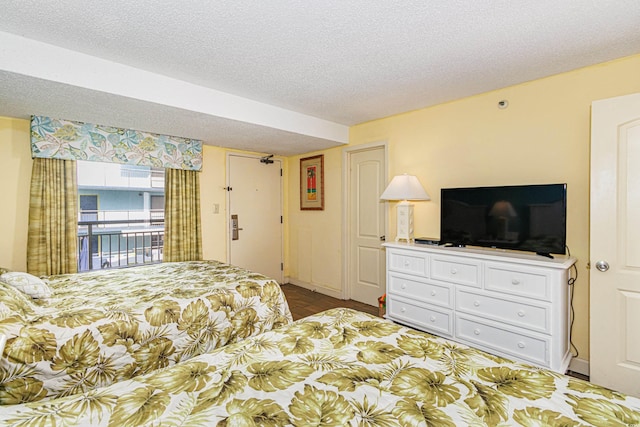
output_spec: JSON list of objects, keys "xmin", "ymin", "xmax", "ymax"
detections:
[
  {"xmin": 387, "ymin": 295, "xmax": 453, "ymax": 337},
  {"xmin": 387, "ymin": 249, "xmax": 429, "ymax": 277},
  {"xmin": 388, "ymin": 273, "xmax": 452, "ymax": 308},
  {"xmin": 456, "ymin": 289, "xmax": 550, "ymax": 333},
  {"xmin": 431, "ymin": 255, "xmax": 481, "ymax": 288},
  {"xmin": 484, "ymin": 263, "xmax": 551, "ymax": 301},
  {"xmin": 456, "ymin": 315, "xmax": 549, "ymax": 366}
]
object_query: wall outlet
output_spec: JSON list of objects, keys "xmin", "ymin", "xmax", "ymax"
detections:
[{"xmin": 213, "ymin": 203, "xmax": 220, "ymax": 214}]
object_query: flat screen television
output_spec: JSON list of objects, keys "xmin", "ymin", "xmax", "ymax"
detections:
[{"xmin": 440, "ymin": 184, "xmax": 567, "ymax": 256}]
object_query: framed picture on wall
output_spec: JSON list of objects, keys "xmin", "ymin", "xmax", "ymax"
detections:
[{"xmin": 300, "ymin": 154, "xmax": 324, "ymax": 210}]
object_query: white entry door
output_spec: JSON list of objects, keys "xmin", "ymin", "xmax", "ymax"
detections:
[
  {"xmin": 348, "ymin": 145, "xmax": 386, "ymax": 306},
  {"xmin": 228, "ymin": 154, "xmax": 283, "ymax": 283},
  {"xmin": 590, "ymin": 92, "xmax": 640, "ymax": 397}
]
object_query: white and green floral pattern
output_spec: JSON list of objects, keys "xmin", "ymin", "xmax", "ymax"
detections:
[
  {"xmin": 30, "ymin": 116, "xmax": 202, "ymax": 171},
  {"xmin": 0, "ymin": 272, "xmax": 52, "ymax": 299},
  {"xmin": 1, "ymin": 308, "xmax": 639, "ymax": 426},
  {"xmin": 0, "ymin": 261, "xmax": 292, "ymax": 404}
]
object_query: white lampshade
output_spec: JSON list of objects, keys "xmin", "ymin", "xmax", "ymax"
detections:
[
  {"xmin": 380, "ymin": 174, "xmax": 430, "ymax": 243},
  {"xmin": 380, "ymin": 174, "xmax": 430, "ymax": 201}
]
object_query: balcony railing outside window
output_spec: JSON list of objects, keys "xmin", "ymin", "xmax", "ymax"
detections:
[{"xmin": 78, "ymin": 210, "xmax": 164, "ymax": 272}]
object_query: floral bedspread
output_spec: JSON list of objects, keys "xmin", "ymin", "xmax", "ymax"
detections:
[
  {"xmin": 0, "ymin": 261, "xmax": 292, "ymax": 405},
  {"xmin": 1, "ymin": 308, "xmax": 639, "ymax": 426}
]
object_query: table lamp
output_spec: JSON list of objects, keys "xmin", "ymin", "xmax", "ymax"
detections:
[{"xmin": 380, "ymin": 174, "xmax": 430, "ymax": 242}]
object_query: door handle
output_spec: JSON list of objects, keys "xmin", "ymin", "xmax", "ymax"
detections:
[
  {"xmin": 231, "ymin": 214, "xmax": 242, "ymax": 240},
  {"xmin": 595, "ymin": 260, "xmax": 609, "ymax": 272},
  {"xmin": 380, "ymin": 235, "xmax": 386, "ymax": 242}
]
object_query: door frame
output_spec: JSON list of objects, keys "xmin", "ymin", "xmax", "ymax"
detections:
[
  {"xmin": 342, "ymin": 141, "xmax": 388, "ymax": 300},
  {"xmin": 225, "ymin": 152, "xmax": 284, "ymax": 282}
]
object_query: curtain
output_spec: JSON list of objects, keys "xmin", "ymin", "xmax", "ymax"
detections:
[
  {"xmin": 164, "ymin": 168, "xmax": 202, "ymax": 262},
  {"xmin": 27, "ymin": 158, "xmax": 78, "ymax": 276},
  {"xmin": 31, "ymin": 116, "xmax": 202, "ymax": 171}
]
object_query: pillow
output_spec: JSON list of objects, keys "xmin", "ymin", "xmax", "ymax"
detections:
[{"xmin": 0, "ymin": 272, "xmax": 52, "ymax": 299}]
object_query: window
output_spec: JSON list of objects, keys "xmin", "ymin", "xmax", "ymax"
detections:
[{"xmin": 77, "ymin": 161, "xmax": 165, "ymax": 271}]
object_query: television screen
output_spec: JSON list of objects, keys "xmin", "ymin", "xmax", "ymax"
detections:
[{"xmin": 440, "ymin": 184, "xmax": 567, "ymax": 255}]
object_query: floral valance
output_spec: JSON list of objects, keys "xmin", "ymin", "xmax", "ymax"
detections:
[{"xmin": 30, "ymin": 116, "xmax": 202, "ymax": 171}]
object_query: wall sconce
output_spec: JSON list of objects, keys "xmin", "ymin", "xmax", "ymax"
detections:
[{"xmin": 380, "ymin": 174, "xmax": 430, "ymax": 242}]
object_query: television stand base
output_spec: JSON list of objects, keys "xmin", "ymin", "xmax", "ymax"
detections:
[{"xmin": 536, "ymin": 252, "xmax": 554, "ymax": 259}]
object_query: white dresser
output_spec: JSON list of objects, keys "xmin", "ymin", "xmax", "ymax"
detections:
[{"xmin": 383, "ymin": 242, "xmax": 576, "ymax": 373}]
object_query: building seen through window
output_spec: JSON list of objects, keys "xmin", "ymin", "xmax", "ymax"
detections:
[{"xmin": 77, "ymin": 161, "xmax": 165, "ymax": 271}]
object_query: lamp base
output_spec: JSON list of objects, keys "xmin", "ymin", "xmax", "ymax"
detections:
[{"xmin": 395, "ymin": 202, "xmax": 415, "ymax": 242}]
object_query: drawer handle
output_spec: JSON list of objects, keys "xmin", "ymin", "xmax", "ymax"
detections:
[
  {"xmin": 429, "ymin": 316, "xmax": 436, "ymax": 322},
  {"xmin": 430, "ymin": 291, "xmax": 436, "ymax": 296},
  {"xmin": 473, "ymin": 301, "xmax": 480, "ymax": 307},
  {"xmin": 517, "ymin": 342, "xmax": 525, "ymax": 349},
  {"xmin": 512, "ymin": 279, "xmax": 521, "ymax": 285},
  {"xmin": 517, "ymin": 310, "xmax": 525, "ymax": 317},
  {"xmin": 401, "ymin": 307, "xmax": 406, "ymax": 313},
  {"xmin": 451, "ymin": 268, "xmax": 458, "ymax": 275},
  {"xmin": 404, "ymin": 260, "xmax": 410, "ymax": 267},
  {"xmin": 401, "ymin": 283, "xmax": 407, "ymax": 290},
  {"xmin": 473, "ymin": 329, "xmax": 481, "ymax": 335}
]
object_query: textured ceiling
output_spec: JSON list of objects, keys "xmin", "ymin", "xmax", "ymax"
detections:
[{"xmin": 1, "ymin": 1, "xmax": 640, "ymax": 155}]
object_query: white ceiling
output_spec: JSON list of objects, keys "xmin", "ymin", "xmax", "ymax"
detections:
[{"xmin": 1, "ymin": 1, "xmax": 640, "ymax": 156}]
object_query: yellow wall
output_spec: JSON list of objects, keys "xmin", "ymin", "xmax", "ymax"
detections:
[
  {"xmin": 200, "ymin": 145, "xmax": 229, "ymax": 262},
  {"xmin": 286, "ymin": 53, "xmax": 640, "ymax": 364},
  {"xmin": 0, "ymin": 117, "xmax": 32, "ymax": 271},
  {"xmin": 287, "ymin": 148, "xmax": 344, "ymax": 297}
]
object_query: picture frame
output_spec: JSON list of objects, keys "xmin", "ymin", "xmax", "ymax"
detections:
[{"xmin": 300, "ymin": 154, "xmax": 324, "ymax": 210}]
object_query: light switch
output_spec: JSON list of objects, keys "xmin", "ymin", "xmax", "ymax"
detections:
[{"xmin": 213, "ymin": 203, "xmax": 220, "ymax": 214}]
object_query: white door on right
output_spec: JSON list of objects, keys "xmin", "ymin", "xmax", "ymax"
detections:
[{"xmin": 590, "ymin": 92, "xmax": 640, "ymax": 398}]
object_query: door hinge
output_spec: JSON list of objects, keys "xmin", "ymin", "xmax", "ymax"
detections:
[
  {"xmin": 281, "ymin": 263, "xmax": 284, "ymax": 271},
  {"xmin": 280, "ymin": 169, "xmax": 283, "ymax": 176},
  {"xmin": 280, "ymin": 216, "xmax": 283, "ymax": 224},
  {"xmin": 225, "ymin": 186, "xmax": 232, "ymax": 191}
]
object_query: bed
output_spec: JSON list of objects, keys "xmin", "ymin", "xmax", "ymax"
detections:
[
  {"xmin": 1, "ymin": 308, "xmax": 638, "ymax": 426},
  {"xmin": 0, "ymin": 261, "xmax": 292, "ymax": 404}
]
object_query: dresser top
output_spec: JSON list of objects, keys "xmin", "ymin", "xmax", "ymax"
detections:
[{"xmin": 383, "ymin": 242, "xmax": 577, "ymax": 269}]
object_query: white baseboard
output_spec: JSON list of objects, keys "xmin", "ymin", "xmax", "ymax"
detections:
[
  {"xmin": 568, "ymin": 357, "xmax": 589, "ymax": 377},
  {"xmin": 285, "ymin": 278, "xmax": 344, "ymax": 300}
]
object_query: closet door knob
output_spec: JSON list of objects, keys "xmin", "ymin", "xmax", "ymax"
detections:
[{"xmin": 595, "ymin": 260, "xmax": 610, "ymax": 272}]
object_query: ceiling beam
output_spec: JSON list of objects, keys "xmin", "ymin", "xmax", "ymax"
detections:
[{"xmin": 0, "ymin": 31, "xmax": 349, "ymax": 145}]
